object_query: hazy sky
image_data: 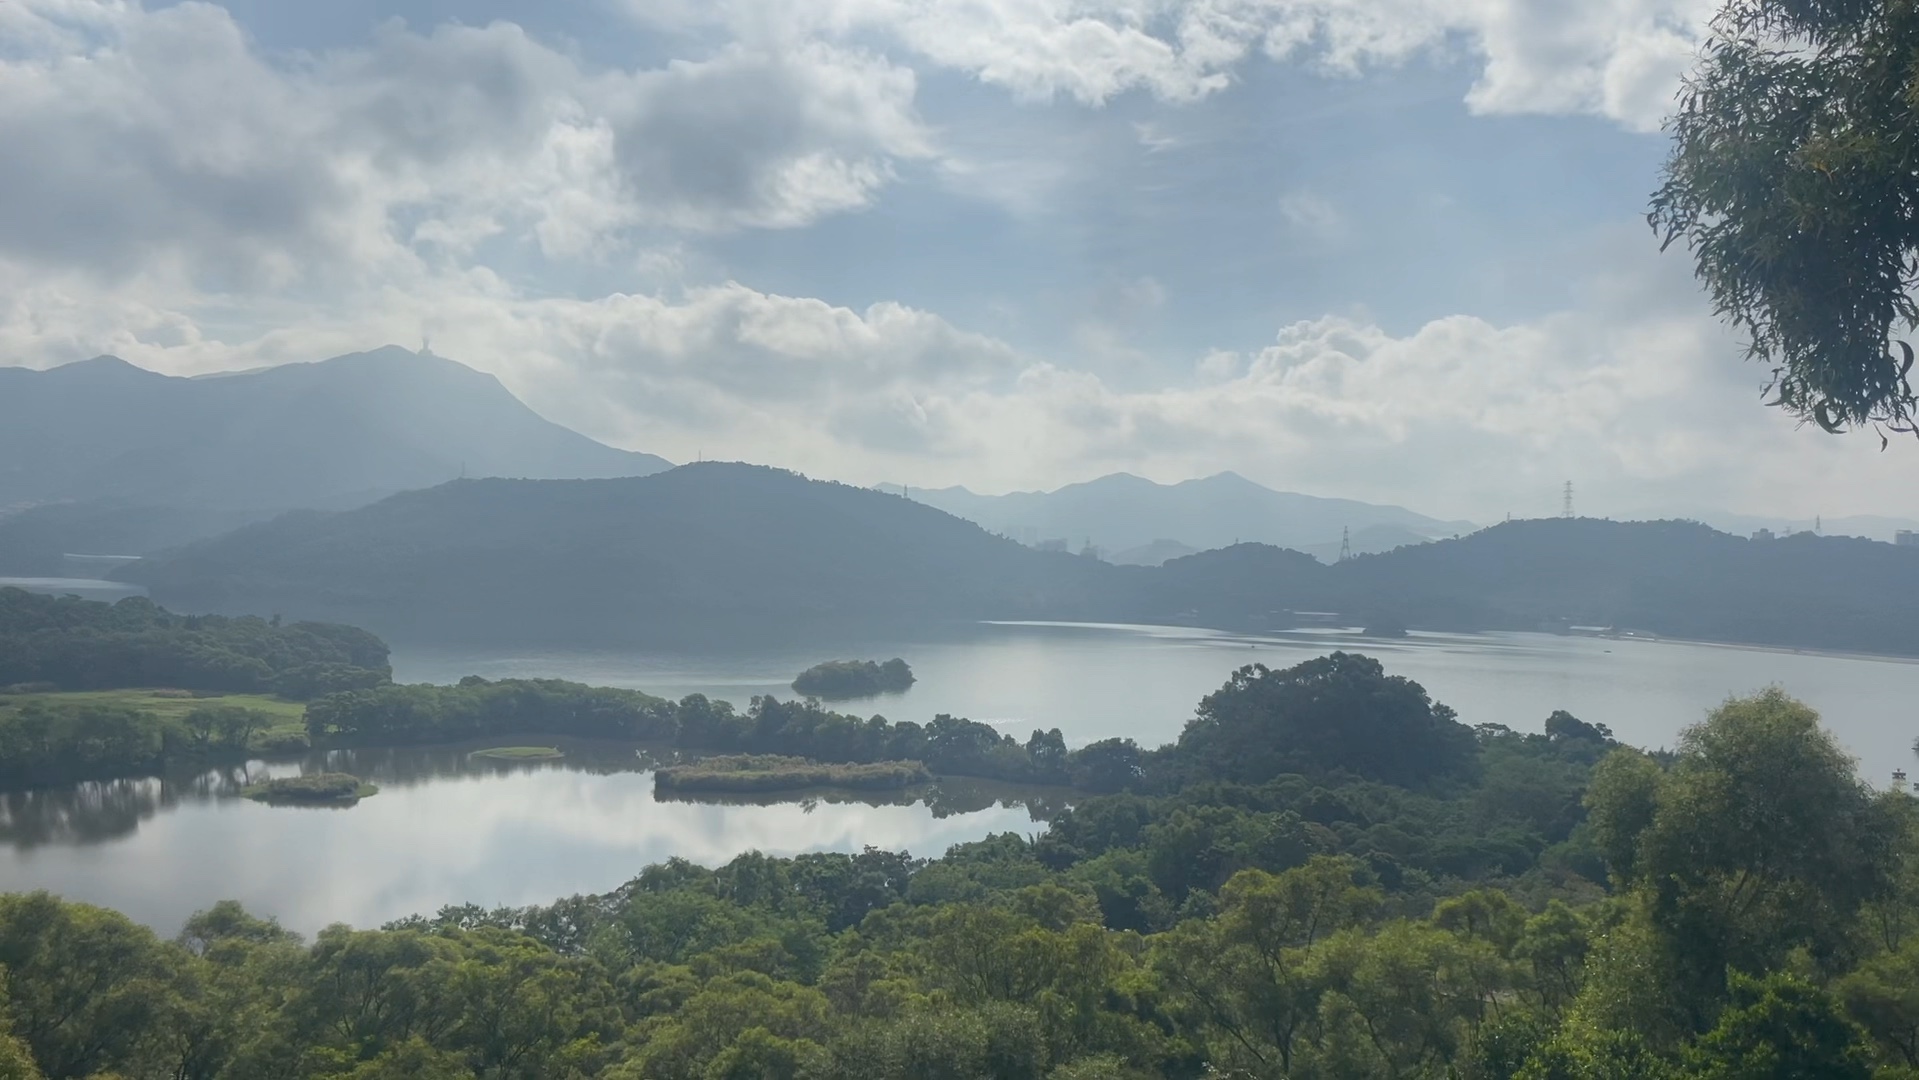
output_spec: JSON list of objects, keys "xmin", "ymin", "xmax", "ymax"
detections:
[{"xmin": 3, "ymin": 0, "xmax": 1916, "ymax": 523}]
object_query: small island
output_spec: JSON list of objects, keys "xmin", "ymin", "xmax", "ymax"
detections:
[
  {"xmin": 654, "ymin": 754, "xmax": 930, "ymax": 794},
  {"xmin": 790, "ymin": 658, "xmax": 915, "ymax": 700},
  {"xmin": 469, "ymin": 746, "xmax": 565, "ymax": 761},
  {"xmin": 242, "ymin": 772, "xmax": 378, "ymax": 806}
]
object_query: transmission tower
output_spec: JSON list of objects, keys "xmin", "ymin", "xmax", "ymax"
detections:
[
  {"xmin": 1338, "ymin": 526, "xmax": 1351, "ymax": 562},
  {"xmin": 1562, "ymin": 481, "xmax": 1574, "ymax": 519}
]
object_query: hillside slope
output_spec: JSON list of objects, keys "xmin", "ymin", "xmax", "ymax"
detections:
[{"xmin": 121, "ymin": 463, "xmax": 1114, "ymax": 643}]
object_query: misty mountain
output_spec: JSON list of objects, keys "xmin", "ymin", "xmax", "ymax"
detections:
[
  {"xmin": 1297, "ymin": 524, "xmax": 1437, "ymax": 564},
  {"xmin": 120, "ymin": 467, "xmax": 1919, "ymax": 656},
  {"xmin": 1136, "ymin": 518, "xmax": 1919, "ymax": 655},
  {"xmin": 0, "ymin": 345, "xmax": 667, "ymax": 511},
  {"xmin": 897, "ymin": 471, "xmax": 1474, "ymax": 559},
  {"xmin": 1632, "ymin": 507, "xmax": 1919, "ymax": 543},
  {"xmin": 1107, "ymin": 539, "xmax": 1199, "ymax": 566},
  {"xmin": 0, "ymin": 347, "xmax": 670, "ymax": 566},
  {"xmin": 120, "ymin": 463, "xmax": 1113, "ymax": 645}
]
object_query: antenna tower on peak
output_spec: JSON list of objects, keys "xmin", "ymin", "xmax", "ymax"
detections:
[
  {"xmin": 1339, "ymin": 526, "xmax": 1351, "ymax": 562},
  {"xmin": 1562, "ymin": 481, "xmax": 1574, "ymax": 519}
]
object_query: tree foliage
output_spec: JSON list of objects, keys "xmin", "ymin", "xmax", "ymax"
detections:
[
  {"xmin": 0, "ymin": 588, "xmax": 389, "ymax": 698},
  {"xmin": 1651, "ymin": 0, "xmax": 1919, "ymax": 433}
]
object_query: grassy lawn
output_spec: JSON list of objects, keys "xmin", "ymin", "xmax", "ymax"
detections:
[
  {"xmin": 0, "ymin": 688, "xmax": 309, "ymax": 742},
  {"xmin": 469, "ymin": 746, "xmax": 566, "ymax": 760}
]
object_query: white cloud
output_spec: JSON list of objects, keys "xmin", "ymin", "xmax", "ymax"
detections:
[
  {"xmin": 638, "ymin": 0, "xmax": 1714, "ymax": 130},
  {"xmin": 0, "ymin": 0, "xmax": 932, "ymax": 292},
  {"xmin": 3, "ymin": 0, "xmax": 1907, "ymax": 529}
]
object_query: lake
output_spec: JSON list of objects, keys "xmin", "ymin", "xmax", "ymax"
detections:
[
  {"xmin": 0, "ymin": 740, "xmax": 1053, "ymax": 936},
  {"xmin": 3, "ymin": 620, "xmax": 1916, "ymax": 935},
  {"xmin": 398, "ymin": 621, "xmax": 1919, "ymax": 776}
]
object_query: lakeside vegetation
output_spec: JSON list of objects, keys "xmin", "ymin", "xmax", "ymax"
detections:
[
  {"xmin": 0, "ymin": 695, "xmax": 308, "ymax": 785},
  {"xmin": 300, "ymin": 675, "xmax": 1096, "ymax": 788},
  {"xmin": 240, "ymin": 772, "xmax": 377, "ymax": 805},
  {"xmin": 0, "ymin": 586, "xmax": 391, "ymax": 698},
  {"xmin": 0, "ymin": 671, "xmax": 1910, "ymax": 1078},
  {"xmin": 791, "ymin": 658, "xmax": 916, "ymax": 700},
  {"xmin": 655, "ymin": 755, "xmax": 931, "ymax": 793}
]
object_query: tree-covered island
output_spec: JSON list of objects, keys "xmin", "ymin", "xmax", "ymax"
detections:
[{"xmin": 791, "ymin": 658, "xmax": 916, "ymax": 700}]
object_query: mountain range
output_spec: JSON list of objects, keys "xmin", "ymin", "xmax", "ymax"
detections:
[
  {"xmin": 891, "ymin": 472, "xmax": 1476, "ymax": 564},
  {"xmin": 118, "ymin": 462, "xmax": 1919, "ymax": 656},
  {"xmin": 0, "ymin": 347, "xmax": 669, "ymax": 570}
]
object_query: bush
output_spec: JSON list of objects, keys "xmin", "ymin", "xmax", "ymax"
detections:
[{"xmin": 242, "ymin": 772, "xmax": 373, "ymax": 804}]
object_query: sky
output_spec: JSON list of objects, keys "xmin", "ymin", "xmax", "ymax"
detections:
[{"xmin": 2, "ymin": 0, "xmax": 1916, "ymax": 525}]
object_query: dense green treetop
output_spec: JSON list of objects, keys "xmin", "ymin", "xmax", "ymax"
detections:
[{"xmin": 1175, "ymin": 652, "xmax": 1478, "ymax": 788}]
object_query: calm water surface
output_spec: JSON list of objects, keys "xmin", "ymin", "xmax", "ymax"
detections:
[
  {"xmin": 4, "ymin": 621, "xmax": 1916, "ymax": 934},
  {"xmin": 400, "ymin": 622, "xmax": 1919, "ymax": 771},
  {"xmin": 0, "ymin": 741, "xmax": 1049, "ymax": 935}
]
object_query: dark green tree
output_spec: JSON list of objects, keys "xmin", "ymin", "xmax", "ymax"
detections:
[
  {"xmin": 1685, "ymin": 971, "xmax": 1871, "ymax": 1080},
  {"xmin": 1178, "ymin": 652, "xmax": 1475, "ymax": 787}
]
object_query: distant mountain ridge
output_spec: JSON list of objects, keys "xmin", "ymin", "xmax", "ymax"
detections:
[
  {"xmin": 119, "ymin": 465, "xmax": 1919, "ymax": 657},
  {"xmin": 120, "ymin": 463, "xmax": 1112, "ymax": 645},
  {"xmin": 0, "ymin": 347, "xmax": 670, "ymax": 569},
  {"xmin": 0, "ymin": 347, "xmax": 668, "ymax": 510},
  {"xmin": 891, "ymin": 471, "xmax": 1475, "ymax": 562}
]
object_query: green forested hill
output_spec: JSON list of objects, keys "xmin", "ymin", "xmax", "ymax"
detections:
[
  {"xmin": 119, "ymin": 465, "xmax": 1919, "ymax": 654},
  {"xmin": 121, "ymin": 463, "xmax": 1115, "ymax": 643}
]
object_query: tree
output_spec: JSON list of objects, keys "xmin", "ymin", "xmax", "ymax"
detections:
[
  {"xmin": 0, "ymin": 893, "xmax": 186, "ymax": 1078},
  {"xmin": 1178, "ymin": 653, "xmax": 1475, "ymax": 787},
  {"xmin": 1594, "ymin": 691, "xmax": 1898, "ymax": 1017},
  {"xmin": 1651, "ymin": 0, "xmax": 1919, "ymax": 434},
  {"xmin": 1685, "ymin": 971, "xmax": 1871, "ymax": 1080}
]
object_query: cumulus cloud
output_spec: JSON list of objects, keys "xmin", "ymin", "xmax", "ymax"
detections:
[
  {"xmin": 3, "ymin": 0, "xmax": 1906, "ymax": 527},
  {"xmin": 0, "ymin": 0, "xmax": 931, "ymax": 290},
  {"xmin": 640, "ymin": 0, "xmax": 1714, "ymax": 130}
]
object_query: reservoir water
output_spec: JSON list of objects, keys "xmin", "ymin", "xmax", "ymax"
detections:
[{"xmin": 3, "ymin": 621, "xmax": 1916, "ymax": 934}]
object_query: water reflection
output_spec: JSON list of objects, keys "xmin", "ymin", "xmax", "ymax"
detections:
[{"xmin": 0, "ymin": 738, "xmax": 1055, "ymax": 933}]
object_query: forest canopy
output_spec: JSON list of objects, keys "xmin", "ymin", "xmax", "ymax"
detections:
[
  {"xmin": 0, "ymin": 685, "xmax": 1909, "ymax": 1079},
  {"xmin": 0, "ymin": 587, "xmax": 390, "ymax": 698}
]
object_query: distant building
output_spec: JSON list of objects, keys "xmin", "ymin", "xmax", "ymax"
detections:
[
  {"xmin": 1898, "ymin": 530, "xmax": 1918, "ymax": 548},
  {"xmin": 1751, "ymin": 528, "xmax": 1775, "ymax": 542},
  {"xmin": 1035, "ymin": 538, "xmax": 1068, "ymax": 553}
]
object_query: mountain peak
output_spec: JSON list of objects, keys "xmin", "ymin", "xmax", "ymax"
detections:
[
  {"xmin": 0, "ymin": 346, "xmax": 671, "ymax": 514},
  {"xmin": 44, "ymin": 355, "xmax": 165, "ymax": 381}
]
